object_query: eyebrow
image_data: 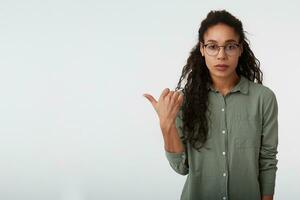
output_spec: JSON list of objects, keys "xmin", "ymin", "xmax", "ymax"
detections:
[{"xmin": 206, "ymin": 39, "xmax": 238, "ymax": 43}]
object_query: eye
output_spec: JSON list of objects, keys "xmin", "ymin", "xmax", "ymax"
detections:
[
  {"xmin": 226, "ymin": 44, "xmax": 238, "ymax": 50},
  {"xmin": 207, "ymin": 44, "xmax": 218, "ymax": 50}
]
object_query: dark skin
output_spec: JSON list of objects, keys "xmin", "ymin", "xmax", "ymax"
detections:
[
  {"xmin": 262, "ymin": 195, "xmax": 273, "ymax": 200},
  {"xmin": 144, "ymin": 23, "xmax": 275, "ymax": 200},
  {"xmin": 201, "ymin": 24, "xmax": 274, "ymax": 200}
]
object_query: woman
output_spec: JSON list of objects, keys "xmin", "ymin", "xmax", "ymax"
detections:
[{"xmin": 143, "ymin": 9, "xmax": 278, "ymax": 200}]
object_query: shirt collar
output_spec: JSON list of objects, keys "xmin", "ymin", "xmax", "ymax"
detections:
[{"xmin": 208, "ymin": 75, "xmax": 249, "ymax": 94}]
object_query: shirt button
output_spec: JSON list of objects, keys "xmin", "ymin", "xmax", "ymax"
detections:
[
  {"xmin": 221, "ymin": 108, "xmax": 225, "ymax": 111},
  {"xmin": 223, "ymin": 173, "xmax": 226, "ymax": 177},
  {"xmin": 222, "ymin": 130, "xmax": 226, "ymax": 134},
  {"xmin": 222, "ymin": 151, "xmax": 226, "ymax": 155},
  {"xmin": 223, "ymin": 197, "xmax": 226, "ymax": 200}
]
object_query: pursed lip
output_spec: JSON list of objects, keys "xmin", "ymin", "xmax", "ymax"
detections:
[{"xmin": 215, "ymin": 64, "xmax": 229, "ymax": 67}]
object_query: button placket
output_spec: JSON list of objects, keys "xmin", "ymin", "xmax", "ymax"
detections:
[{"xmin": 220, "ymin": 95, "xmax": 229, "ymax": 199}]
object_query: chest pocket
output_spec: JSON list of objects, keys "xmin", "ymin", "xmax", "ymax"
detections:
[{"xmin": 232, "ymin": 114, "xmax": 261, "ymax": 149}]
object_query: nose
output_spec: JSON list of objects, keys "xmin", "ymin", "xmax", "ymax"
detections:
[{"xmin": 217, "ymin": 47, "xmax": 227, "ymax": 59}]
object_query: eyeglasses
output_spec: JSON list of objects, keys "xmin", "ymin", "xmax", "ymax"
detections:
[{"xmin": 201, "ymin": 42, "xmax": 241, "ymax": 56}]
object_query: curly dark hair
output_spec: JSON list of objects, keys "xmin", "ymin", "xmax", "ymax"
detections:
[{"xmin": 174, "ymin": 9, "xmax": 263, "ymax": 152}]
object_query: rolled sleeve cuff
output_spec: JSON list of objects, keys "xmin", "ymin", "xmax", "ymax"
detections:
[
  {"xmin": 259, "ymin": 170, "xmax": 277, "ymax": 195},
  {"xmin": 165, "ymin": 150, "xmax": 188, "ymax": 175},
  {"xmin": 260, "ymin": 183, "xmax": 275, "ymax": 195},
  {"xmin": 165, "ymin": 150, "xmax": 186, "ymax": 162}
]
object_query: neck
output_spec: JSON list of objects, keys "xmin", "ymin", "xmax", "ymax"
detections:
[{"xmin": 211, "ymin": 73, "xmax": 240, "ymax": 92}]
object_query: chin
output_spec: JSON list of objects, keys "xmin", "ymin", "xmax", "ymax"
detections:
[
  {"xmin": 212, "ymin": 71, "xmax": 230, "ymax": 77},
  {"xmin": 210, "ymin": 70, "xmax": 235, "ymax": 78}
]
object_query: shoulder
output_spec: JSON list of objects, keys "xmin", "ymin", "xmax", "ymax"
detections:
[
  {"xmin": 248, "ymin": 81, "xmax": 277, "ymax": 100},
  {"xmin": 248, "ymin": 81, "xmax": 278, "ymax": 116}
]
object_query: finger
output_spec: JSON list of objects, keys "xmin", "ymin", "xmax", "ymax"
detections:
[
  {"xmin": 160, "ymin": 88, "xmax": 170, "ymax": 100},
  {"xmin": 166, "ymin": 91, "xmax": 174, "ymax": 102},
  {"xmin": 170, "ymin": 91, "xmax": 180, "ymax": 105},
  {"xmin": 177, "ymin": 93, "xmax": 184, "ymax": 105},
  {"xmin": 173, "ymin": 92, "xmax": 183, "ymax": 111},
  {"xmin": 173, "ymin": 92, "xmax": 183, "ymax": 108},
  {"xmin": 143, "ymin": 93, "xmax": 157, "ymax": 107}
]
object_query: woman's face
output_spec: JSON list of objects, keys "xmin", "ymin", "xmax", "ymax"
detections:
[{"xmin": 200, "ymin": 23, "xmax": 243, "ymax": 79}]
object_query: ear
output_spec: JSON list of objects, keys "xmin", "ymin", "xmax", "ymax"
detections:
[
  {"xmin": 239, "ymin": 43, "xmax": 243, "ymax": 57},
  {"xmin": 200, "ymin": 42, "xmax": 205, "ymax": 57}
]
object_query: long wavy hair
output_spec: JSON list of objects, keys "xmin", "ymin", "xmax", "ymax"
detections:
[{"xmin": 175, "ymin": 9, "xmax": 263, "ymax": 152}]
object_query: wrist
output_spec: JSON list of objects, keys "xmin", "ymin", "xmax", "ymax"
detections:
[{"xmin": 160, "ymin": 119, "xmax": 175, "ymax": 134}]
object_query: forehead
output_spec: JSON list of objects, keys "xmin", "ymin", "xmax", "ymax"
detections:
[{"xmin": 203, "ymin": 23, "xmax": 239, "ymax": 43}]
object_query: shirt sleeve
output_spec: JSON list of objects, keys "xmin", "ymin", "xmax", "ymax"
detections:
[
  {"xmin": 165, "ymin": 98, "xmax": 189, "ymax": 176},
  {"xmin": 165, "ymin": 150, "xmax": 188, "ymax": 175},
  {"xmin": 259, "ymin": 88, "xmax": 279, "ymax": 195}
]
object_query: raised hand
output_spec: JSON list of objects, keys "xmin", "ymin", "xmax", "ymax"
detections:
[
  {"xmin": 143, "ymin": 88, "xmax": 184, "ymax": 126},
  {"xmin": 143, "ymin": 88, "xmax": 185, "ymax": 152}
]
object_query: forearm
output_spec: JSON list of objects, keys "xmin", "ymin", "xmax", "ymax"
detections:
[
  {"xmin": 162, "ymin": 110, "xmax": 189, "ymax": 175},
  {"xmin": 262, "ymin": 195, "xmax": 273, "ymax": 200},
  {"xmin": 160, "ymin": 120, "xmax": 184, "ymax": 153}
]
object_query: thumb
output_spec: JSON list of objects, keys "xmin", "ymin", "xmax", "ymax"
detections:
[{"xmin": 143, "ymin": 93, "xmax": 158, "ymax": 108}]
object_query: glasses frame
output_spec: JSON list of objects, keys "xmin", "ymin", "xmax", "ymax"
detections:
[{"xmin": 201, "ymin": 42, "xmax": 242, "ymax": 56}]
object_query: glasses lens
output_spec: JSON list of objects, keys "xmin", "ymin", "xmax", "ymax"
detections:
[
  {"xmin": 225, "ymin": 43, "xmax": 239, "ymax": 56},
  {"xmin": 205, "ymin": 44, "xmax": 219, "ymax": 56}
]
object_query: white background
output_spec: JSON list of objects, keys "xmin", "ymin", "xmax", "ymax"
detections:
[{"xmin": 0, "ymin": 0, "xmax": 299, "ymax": 199}]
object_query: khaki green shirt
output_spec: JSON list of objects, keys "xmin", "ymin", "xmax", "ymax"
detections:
[{"xmin": 165, "ymin": 75, "xmax": 278, "ymax": 200}]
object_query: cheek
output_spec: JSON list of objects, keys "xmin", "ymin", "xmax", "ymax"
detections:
[
  {"xmin": 204, "ymin": 58, "xmax": 214, "ymax": 69},
  {"xmin": 230, "ymin": 59, "xmax": 240, "ymax": 68}
]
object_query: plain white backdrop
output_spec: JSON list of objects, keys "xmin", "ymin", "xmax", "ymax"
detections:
[{"xmin": 0, "ymin": 0, "xmax": 299, "ymax": 199}]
